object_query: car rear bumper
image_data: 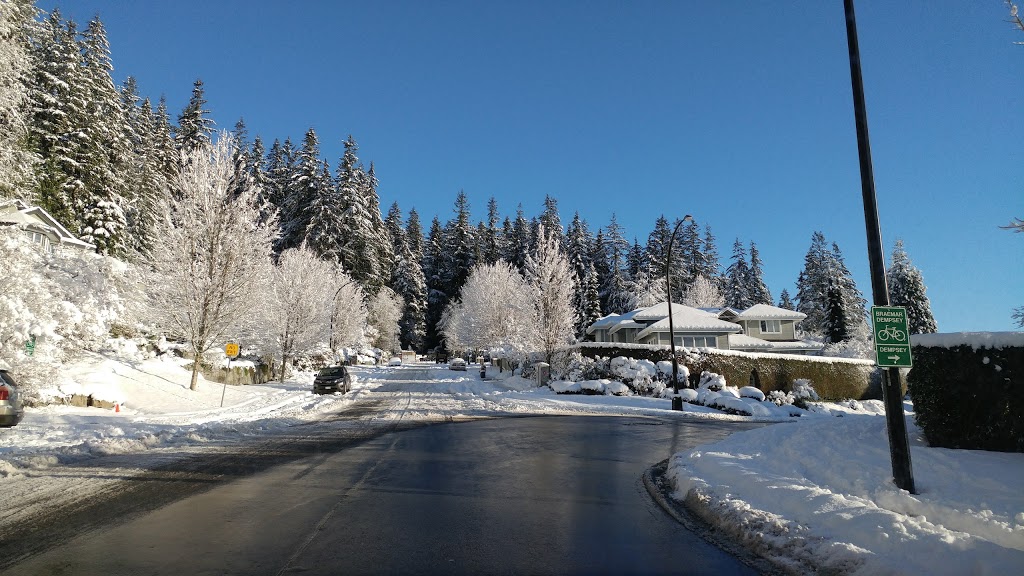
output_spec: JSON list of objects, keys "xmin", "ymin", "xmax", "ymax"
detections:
[{"xmin": 0, "ymin": 405, "xmax": 24, "ymax": 427}]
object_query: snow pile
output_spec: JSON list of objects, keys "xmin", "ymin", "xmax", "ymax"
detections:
[{"xmin": 668, "ymin": 412, "xmax": 1024, "ymax": 575}]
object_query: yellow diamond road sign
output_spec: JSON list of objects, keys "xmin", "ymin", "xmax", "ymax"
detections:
[
  {"xmin": 871, "ymin": 306, "xmax": 912, "ymax": 368},
  {"xmin": 225, "ymin": 342, "xmax": 240, "ymax": 358}
]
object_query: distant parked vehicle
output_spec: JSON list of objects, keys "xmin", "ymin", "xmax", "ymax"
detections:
[
  {"xmin": 0, "ymin": 369, "xmax": 25, "ymax": 427},
  {"xmin": 450, "ymin": 358, "xmax": 467, "ymax": 371},
  {"xmin": 387, "ymin": 357, "xmax": 402, "ymax": 367},
  {"xmin": 313, "ymin": 365, "xmax": 352, "ymax": 395}
]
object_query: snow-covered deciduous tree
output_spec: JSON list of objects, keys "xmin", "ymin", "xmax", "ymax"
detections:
[
  {"xmin": 0, "ymin": 0, "xmax": 38, "ymax": 200},
  {"xmin": 525, "ymin": 224, "xmax": 577, "ymax": 363},
  {"xmin": 366, "ymin": 287, "xmax": 403, "ymax": 353},
  {"xmin": 264, "ymin": 246, "xmax": 335, "ymax": 381},
  {"xmin": 144, "ymin": 135, "xmax": 276, "ymax": 391},
  {"xmin": 328, "ymin": 266, "xmax": 368, "ymax": 357},
  {"xmin": 441, "ymin": 261, "xmax": 536, "ymax": 364},
  {"xmin": 682, "ymin": 275, "xmax": 724, "ymax": 308},
  {"xmin": 886, "ymin": 239, "xmax": 937, "ymax": 334},
  {"xmin": 625, "ymin": 267, "xmax": 665, "ymax": 310}
]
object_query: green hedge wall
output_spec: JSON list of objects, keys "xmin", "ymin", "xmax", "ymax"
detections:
[
  {"xmin": 573, "ymin": 343, "xmax": 880, "ymax": 401},
  {"xmin": 908, "ymin": 343, "xmax": 1024, "ymax": 452}
]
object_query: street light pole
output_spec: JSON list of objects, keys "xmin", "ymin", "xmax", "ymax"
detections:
[
  {"xmin": 843, "ymin": 0, "xmax": 915, "ymax": 493},
  {"xmin": 665, "ymin": 214, "xmax": 693, "ymax": 406}
]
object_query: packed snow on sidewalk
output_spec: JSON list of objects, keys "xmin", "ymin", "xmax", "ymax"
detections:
[{"xmin": 667, "ymin": 403, "xmax": 1024, "ymax": 575}]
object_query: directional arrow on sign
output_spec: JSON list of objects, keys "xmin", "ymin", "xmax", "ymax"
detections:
[{"xmin": 888, "ymin": 355, "xmax": 901, "ymax": 362}]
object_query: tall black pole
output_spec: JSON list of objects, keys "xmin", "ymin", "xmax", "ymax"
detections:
[
  {"xmin": 665, "ymin": 215, "xmax": 692, "ymax": 400},
  {"xmin": 843, "ymin": 0, "xmax": 915, "ymax": 494}
]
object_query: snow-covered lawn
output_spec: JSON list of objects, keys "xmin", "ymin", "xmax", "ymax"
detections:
[
  {"xmin": 2, "ymin": 353, "xmax": 1020, "ymax": 574},
  {"xmin": 668, "ymin": 403, "xmax": 1024, "ymax": 575}
]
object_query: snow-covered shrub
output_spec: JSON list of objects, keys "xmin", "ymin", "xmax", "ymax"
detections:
[
  {"xmin": 579, "ymin": 379, "xmax": 607, "ymax": 395},
  {"xmin": 604, "ymin": 381, "xmax": 631, "ymax": 396},
  {"xmin": 767, "ymin": 390, "xmax": 794, "ymax": 406},
  {"xmin": 698, "ymin": 371, "xmax": 727, "ymax": 391},
  {"xmin": 562, "ymin": 352, "xmax": 608, "ymax": 382},
  {"xmin": 610, "ymin": 356, "xmax": 660, "ymax": 395},
  {"xmin": 739, "ymin": 386, "xmax": 766, "ymax": 401},
  {"xmin": 791, "ymin": 378, "xmax": 820, "ymax": 409}
]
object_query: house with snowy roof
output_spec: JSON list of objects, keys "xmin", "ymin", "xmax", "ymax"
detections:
[
  {"xmin": 0, "ymin": 199, "xmax": 95, "ymax": 253},
  {"xmin": 586, "ymin": 302, "xmax": 821, "ymax": 354}
]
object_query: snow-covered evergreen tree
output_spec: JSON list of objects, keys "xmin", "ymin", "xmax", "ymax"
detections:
[
  {"xmin": 422, "ymin": 216, "xmax": 447, "ymax": 351},
  {"xmin": 277, "ymin": 128, "xmax": 324, "ymax": 251},
  {"xmin": 886, "ymin": 239, "xmax": 937, "ymax": 334},
  {"xmin": 576, "ymin": 261, "xmax": 603, "ymax": 338},
  {"xmin": 392, "ymin": 235, "xmax": 428, "ymax": 352},
  {"xmin": 599, "ymin": 214, "xmax": 633, "ymax": 314},
  {"xmin": 696, "ymin": 224, "xmax": 721, "ymax": 286},
  {"xmin": 678, "ymin": 218, "xmax": 701, "ymax": 287},
  {"xmin": 538, "ymin": 194, "xmax": 563, "ymax": 247},
  {"xmin": 503, "ymin": 204, "xmax": 531, "ymax": 272},
  {"xmin": 480, "ymin": 196, "xmax": 502, "ymax": 264},
  {"xmin": 335, "ymin": 135, "xmax": 391, "ymax": 293},
  {"xmin": 406, "ymin": 208, "xmax": 424, "ymax": 260},
  {"xmin": 525, "ymin": 224, "xmax": 577, "ymax": 362},
  {"xmin": 645, "ymin": 215, "xmax": 670, "ymax": 285},
  {"xmin": 795, "ymin": 231, "xmax": 867, "ymax": 342},
  {"xmin": 174, "ymin": 79, "xmax": 214, "ymax": 156},
  {"xmin": 440, "ymin": 190, "xmax": 476, "ymax": 300},
  {"xmin": 748, "ymin": 241, "xmax": 772, "ymax": 305},
  {"xmin": 0, "ymin": 0, "xmax": 38, "ymax": 199},
  {"xmin": 725, "ymin": 238, "xmax": 753, "ymax": 309},
  {"xmin": 777, "ymin": 288, "xmax": 794, "ymax": 310}
]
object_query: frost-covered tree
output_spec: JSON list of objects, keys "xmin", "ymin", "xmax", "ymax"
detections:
[
  {"xmin": 441, "ymin": 190, "xmax": 476, "ymax": 298},
  {"xmin": 366, "ymin": 287, "xmax": 403, "ymax": 353},
  {"xmin": 538, "ymin": 194, "xmax": 563, "ymax": 247},
  {"xmin": 796, "ymin": 232, "xmax": 867, "ymax": 343},
  {"xmin": 575, "ymin": 261, "xmax": 602, "ymax": 338},
  {"xmin": 174, "ymin": 79, "xmax": 214, "ymax": 156},
  {"xmin": 335, "ymin": 136, "xmax": 391, "ymax": 293},
  {"xmin": 144, "ymin": 135, "xmax": 276, "ymax": 391},
  {"xmin": 724, "ymin": 238, "xmax": 753, "ymax": 310},
  {"xmin": 328, "ymin": 266, "xmax": 368, "ymax": 357},
  {"xmin": 682, "ymin": 275, "xmax": 724, "ymax": 309},
  {"xmin": 525, "ymin": 224, "xmax": 577, "ymax": 363},
  {"xmin": 748, "ymin": 241, "xmax": 772, "ymax": 305},
  {"xmin": 392, "ymin": 238, "xmax": 428, "ymax": 352},
  {"xmin": 886, "ymin": 239, "xmax": 937, "ymax": 334},
  {"xmin": 441, "ymin": 261, "xmax": 537, "ymax": 364},
  {"xmin": 697, "ymin": 225, "xmax": 721, "ymax": 285},
  {"xmin": 264, "ymin": 246, "xmax": 335, "ymax": 381},
  {"xmin": 599, "ymin": 214, "xmax": 632, "ymax": 314},
  {"xmin": 0, "ymin": 0, "xmax": 38, "ymax": 199},
  {"xmin": 278, "ymin": 128, "xmax": 326, "ymax": 252},
  {"xmin": 625, "ymin": 267, "xmax": 665, "ymax": 310}
]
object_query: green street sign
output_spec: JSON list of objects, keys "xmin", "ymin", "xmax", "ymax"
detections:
[
  {"xmin": 25, "ymin": 335, "xmax": 36, "ymax": 356},
  {"xmin": 872, "ymin": 306, "xmax": 912, "ymax": 368}
]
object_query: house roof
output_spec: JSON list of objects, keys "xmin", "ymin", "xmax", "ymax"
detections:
[
  {"xmin": 636, "ymin": 309, "xmax": 742, "ymax": 340},
  {"xmin": 0, "ymin": 199, "xmax": 95, "ymax": 250},
  {"xmin": 633, "ymin": 302, "xmax": 718, "ymax": 322},
  {"xmin": 727, "ymin": 334, "xmax": 777, "ymax": 350},
  {"xmin": 734, "ymin": 303, "xmax": 806, "ymax": 321},
  {"xmin": 585, "ymin": 313, "xmax": 624, "ymax": 334}
]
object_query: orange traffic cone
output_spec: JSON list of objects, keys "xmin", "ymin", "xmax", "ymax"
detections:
[{"xmin": 115, "ymin": 403, "xmax": 120, "ymax": 413}]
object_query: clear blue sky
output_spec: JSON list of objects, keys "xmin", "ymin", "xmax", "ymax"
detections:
[{"xmin": 42, "ymin": 0, "xmax": 1023, "ymax": 332}]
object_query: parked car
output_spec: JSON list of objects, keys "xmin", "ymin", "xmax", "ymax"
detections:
[
  {"xmin": 450, "ymin": 358, "xmax": 467, "ymax": 371},
  {"xmin": 0, "ymin": 369, "xmax": 25, "ymax": 427},
  {"xmin": 387, "ymin": 357, "xmax": 402, "ymax": 367},
  {"xmin": 313, "ymin": 365, "xmax": 352, "ymax": 395}
]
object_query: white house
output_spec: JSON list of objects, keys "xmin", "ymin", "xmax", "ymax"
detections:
[
  {"xmin": 0, "ymin": 199, "xmax": 95, "ymax": 252},
  {"xmin": 586, "ymin": 302, "xmax": 822, "ymax": 354}
]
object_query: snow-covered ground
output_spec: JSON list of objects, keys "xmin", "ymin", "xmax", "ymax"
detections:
[{"xmin": 2, "ymin": 352, "xmax": 1020, "ymax": 574}]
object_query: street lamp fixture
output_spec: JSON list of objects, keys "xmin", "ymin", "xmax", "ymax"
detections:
[{"xmin": 665, "ymin": 214, "xmax": 693, "ymax": 409}]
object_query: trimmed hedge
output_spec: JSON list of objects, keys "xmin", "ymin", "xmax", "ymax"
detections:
[
  {"xmin": 573, "ymin": 343, "xmax": 880, "ymax": 401},
  {"xmin": 908, "ymin": 340, "xmax": 1024, "ymax": 452}
]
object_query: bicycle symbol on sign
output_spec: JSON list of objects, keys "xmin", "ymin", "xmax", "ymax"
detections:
[{"xmin": 876, "ymin": 325, "xmax": 907, "ymax": 342}]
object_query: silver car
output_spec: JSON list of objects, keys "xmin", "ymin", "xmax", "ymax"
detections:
[{"xmin": 0, "ymin": 369, "xmax": 25, "ymax": 427}]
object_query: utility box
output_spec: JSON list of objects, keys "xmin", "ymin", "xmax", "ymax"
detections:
[
  {"xmin": 534, "ymin": 362, "xmax": 550, "ymax": 386},
  {"xmin": 401, "ymin": 350, "xmax": 417, "ymax": 364}
]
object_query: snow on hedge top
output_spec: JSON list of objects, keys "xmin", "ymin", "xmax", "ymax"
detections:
[
  {"xmin": 734, "ymin": 303, "xmax": 806, "ymax": 321},
  {"xmin": 910, "ymin": 332, "xmax": 1024, "ymax": 351}
]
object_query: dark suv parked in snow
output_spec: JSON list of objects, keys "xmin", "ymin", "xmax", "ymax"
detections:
[
  {"xmin": 0, "ymin": 369, "xmax": 25, "ymax": 427},
  {"xmin": 313, "ymin": 365, "xmax": 352, "ymax": 395}
]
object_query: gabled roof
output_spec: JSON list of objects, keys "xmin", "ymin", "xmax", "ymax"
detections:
[
  {"xmin": 586, "ymin": 313, "xmax": 625, "ymax": 334},
  {"xmin": 0, "ymin": 199, "xmax": 95, "ymax": 250},
  {"xmin": 735, "ymin": 304, "xmax": 806, "ymax": 321},
  {"xmin": 606, "ymin": 309, "xmax": 645, "ymax": 335},
  {"xmin": 633, "ymin": 302, "xmax": 718, "ymax": 322},
  {"xmin": 636, "ymin": 308, "xmax": 742, "ymax": 339},
  {"xmin": 727, "ymin": 334, "xmax": 776, "ymax": 350}
]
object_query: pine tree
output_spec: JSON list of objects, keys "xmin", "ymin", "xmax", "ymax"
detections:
[
  {"xmin": 576, "ymin": 261, "xmax": 603, "ymax": 338},
  {"xmin": 440, "ymin": 190, "xmax": 476, "ymax": 299},
  {"xmin": 778, "ymin": 288, "xmax": 795, "ymax": 310},
  {"xmin": 279, "ymin": 127, "xmax": 325, "ymax": 252},
  {"xmin": 335, "ymin": 135, "xmax": 390, "ymax": 293},
  {"xmin": 823, "ymin": 279, "xmax": 850, "ymax": 344},
  {"xmin": 304, "ymin": 159, "xmax": 344, "ymax": 262},
  {"xmin": 795, "ymin": 232, "xmax": 831, "ymax": 333},
  {"xmin": 539, "ymin": 194, "xmax": 563, "ymax": 247},
  {"xmin": 504, "ymin": 204, "xmax": 531, "ymax": 272},
  {"xmin": 725, "ymin": 238, "xmax": 753, "ymax": 309},
  {"xmin": 385, "ymin": 202, "xmax": 427, "ymax": 352},
  {"xmin": 422, "ymin": 216, "xmax": 447, "ymax": 351},
  {"xmin": 748, "ymin": 241, "xmax": 772, "ymax": 305},
  {"xmin": 886, "ymin": 239, "xmax": 937, "ymax": 334},
  {"xmin": 481, "ymin": 196, "xmax": 501, "ymax": 264},
  {"xmin": 174, "ymin": 79, "xmax": 214, "ymax": 155},
  {"xmin": 678, "ymin": 218, "xmax": 701, "ymax": 286},
  {"xmin": 645, "ymin": 216, "xmax": 670, "ymax": 286},
  {"xmin": 406, "ymin": 208, "xmax": 424, "ymax": 258},
  {"xmin": 795, "ymin": 232, "xmax": 867, "ymax": 341},
  {"xmin": 0, "ymin": 0, "xmax": 39, "ymax": 199},
  {"xmin": 696, "ymin": 225, "xmax": 721, "ymax": 288},
  {"xmin": 599, "ymin": 214, "xmax": 633, "ymax": 313}
]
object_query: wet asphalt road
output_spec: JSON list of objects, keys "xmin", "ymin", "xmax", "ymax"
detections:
[{"xmin": 5, "ymin": 415, "xmax": 765, "ymax": 576}]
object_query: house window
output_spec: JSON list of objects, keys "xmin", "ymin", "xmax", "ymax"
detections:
[
  {"xmin": 676, "ymin": 336, "xmax": 717, "ymax": 348},
  {"xmin": 760, "ymin": 320, "xmax": 781, "ymax": 334}
]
